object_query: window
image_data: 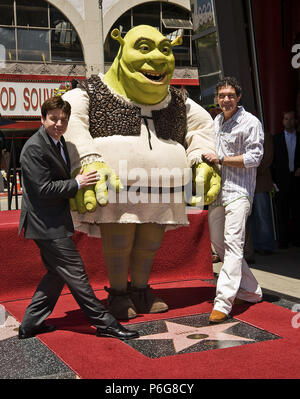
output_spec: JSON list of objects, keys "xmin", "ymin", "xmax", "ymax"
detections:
[
  {"xmin": 172, "ymin": 33, "xmax": 192, "ymax": 67},
  {"xmin": 51, "ymin": 29, "xmax": 83, "ymax": 62},
  {"xmin": 191, "ymin": 0, "xmax": 222, "ymax": 105},
  {"xmin": 0, "ymin": 0, "xmax": 14, "ymax": 26},
  {"xmin": 195, "ymin": 32, "xmax": 221, "ymax": 77},
  {"xmin": 0, "ymin": 27, "xmax": 16, "ymax": 60},
  {"xmin": 133, "ymin": 2, "xmax": 160, "ymax": 29},
  {"xmin": 104, "ymin": 2, "xmax": 196, "ymax": 67},
  {"xmin": 17, "ymin": 29, "xmax": 50, "ymax": 62},
  {"xmin": 16, "ymin": 0, "xmax": 48, "ymax": 28},
  {"xmin": 0, "ymin": 0, "xmax": 84, "ymax": 63}
]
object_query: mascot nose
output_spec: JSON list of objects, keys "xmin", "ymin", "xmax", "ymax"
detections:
[{"xmin": 150, "ymin": 49, "xmax": 169, "ymax": 64}]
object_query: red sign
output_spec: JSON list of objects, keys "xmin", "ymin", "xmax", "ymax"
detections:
[{"xmin": 0, "ymin": 74, "xmax": 85, "ymax": 117}]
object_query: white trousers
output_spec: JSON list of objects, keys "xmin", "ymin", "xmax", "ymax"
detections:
[{"xmin": 208, "ymin": 197, "xmax": 262, "ymax": 315}]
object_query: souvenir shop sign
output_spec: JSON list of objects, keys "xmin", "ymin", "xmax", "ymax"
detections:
[{"xmin": 0, "ymin": 78, "xmax": 60, "ymax": 117}]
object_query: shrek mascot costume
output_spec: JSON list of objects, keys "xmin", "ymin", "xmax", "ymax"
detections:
[{"xmin": 63, "ymin": 25, "xmax": 220, "ymax": 320}]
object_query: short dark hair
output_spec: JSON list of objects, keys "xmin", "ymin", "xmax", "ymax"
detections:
[
  {"xmin": 283, "ymin": 110, "xmax": 296, "ymax": 118},
  {"xmin": 215, "ymin": 76, "xmax": 242, "ymax": 97},
  {"xmin": 41, "ymin": 96, "xmax": 71, "ymax": 119}
]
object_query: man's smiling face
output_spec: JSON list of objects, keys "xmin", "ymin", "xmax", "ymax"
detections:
[
  {"xmin": 41, "ymin": 109, "xmax": 69, "ymax": 140},
  {"xmin": 216, "ymin": 85, "xmax": 241, "ymax": 119},
  {"xmin": 118, "ymin": 25, "xmax": 176, "ymax": 104}
]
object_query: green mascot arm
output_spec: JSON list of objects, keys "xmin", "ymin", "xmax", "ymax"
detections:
[
  {"xmin": 70, "ymin": 161, "xmax": 123, "ymax": 213},
  {"xmin": 189, "ymin": 162, "xmax": 221, "ymax": 206}
]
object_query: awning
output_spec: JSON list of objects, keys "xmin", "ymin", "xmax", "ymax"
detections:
[
  {"xmin": 162, "ymin": 18, "xmax": 193, "ymax": 30},
  {"xmin": 171, "ymin": 78, "xmax": 199, "ymax": 86},
  {"xmin": 0, "ymin": 120, "xmax": 41, "ymax": 130}
]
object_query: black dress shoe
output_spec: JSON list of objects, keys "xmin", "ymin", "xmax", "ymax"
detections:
[
  {"xmin": 18, "ymin": 323, "xmax": 57, "ymax": 339},
  {"xmin": 96, "ymin": 322, "xmax": 139, "ymax": 340}
]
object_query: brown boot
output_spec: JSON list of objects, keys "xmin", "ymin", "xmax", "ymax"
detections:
[
  {"xmin": 209, "ymin": 309, "xmax": 227, "ymax": 324},
  {"xmin": 129, "ymin": 284, "xmax": 168, "ymax": 314},
  {"xmin": 104, "ymin": 286, "xmax": 137, "ymax": 320}
]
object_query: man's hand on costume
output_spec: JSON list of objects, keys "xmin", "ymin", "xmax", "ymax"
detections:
[
  {"xmin": 189, "ymin": 161, "xmax": 221, "ymax": 206},
  {"xmin": 70, "ymin": 161, "xmax": 123, "ymax": 213},
  {"xmin": 202, "ymin": 153, "xmax": 220, "ymax": 165}
]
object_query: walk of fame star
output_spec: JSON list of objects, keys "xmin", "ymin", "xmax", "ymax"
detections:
[
  {"xmin": 125, "ymin": 314, "xmax": 281, "ymax": 358},
  {"xmin": 136, "ymin": 321, "xmax": 254, "ymax": 352}
]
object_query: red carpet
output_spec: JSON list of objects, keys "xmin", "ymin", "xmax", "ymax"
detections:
[
  {"xmin": 4, "ymin": 280, "xmax": 300, "ymax": 379},
  {"xmin": 0, "ymin": 210, "xmax": 213, "ymax": 302},
  {"xmin": 1, "ymin": 210, "xmax": 300, "ymax": 379}
]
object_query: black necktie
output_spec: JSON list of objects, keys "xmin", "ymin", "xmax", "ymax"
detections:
[{"xmin": 56, "ymin": 141, "xmax": 66, "ymax": 163}]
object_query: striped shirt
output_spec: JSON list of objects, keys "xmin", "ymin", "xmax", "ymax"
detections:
[{"xmin": 213, "ymin": 106, "xmax": 264, "ymax": 206}]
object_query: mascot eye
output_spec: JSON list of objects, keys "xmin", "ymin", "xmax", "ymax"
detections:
[
  {"xmin": 140, "ymin": 45, "xmax": 150, "ymax": 53},
  {"xmin": 162, "ymin": 46, "xmax": 171, "ymax": 55}
]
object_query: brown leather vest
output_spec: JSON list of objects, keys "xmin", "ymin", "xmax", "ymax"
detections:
[{"xmin": 78, "ymin": 75, "xmax": 187, "ymax": 146}]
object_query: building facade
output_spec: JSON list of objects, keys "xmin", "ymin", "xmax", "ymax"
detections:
[
  {"xmin": 191, "ymin": 0, "xmax": 300, "ymax": 135},
  {"xmin": 1, "ymin": 0, "xmax": 299, "ymax": 167},
  {"xmin": 0, "ymin": 0, "xmax": 199, "ymax": 130},
  {"xmin": 0, "ymin": 0, "xmax": 200, "ymax": 198}
]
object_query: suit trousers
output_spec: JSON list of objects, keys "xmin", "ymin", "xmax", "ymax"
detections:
[
  {"xmin": 251, "ymin": 192, "xmax": 275, "ymax": 252},
  {"xmin": 275, "ymin": 174, "xmax": 300, "ymax": 245},
  {"xmin": 21, "ymin": 237, "xmax": 115, "ymax": 331},
  {"xmin": 208, "ymin": 197, "xmax": 262, "ymax": 315}
]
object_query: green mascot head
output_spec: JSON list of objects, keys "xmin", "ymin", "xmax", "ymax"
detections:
[{"xmin": 104, "ymin": 25, "xmax": 182, "ymax": 105}]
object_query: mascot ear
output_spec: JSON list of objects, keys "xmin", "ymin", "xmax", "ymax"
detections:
[
  {"xmin": 171, "ymin": 36, "xmax": 183, "ymax": 47},
  {"xmin": 111, "ymin": 28, "xmax": 125, "ymax": 46}
]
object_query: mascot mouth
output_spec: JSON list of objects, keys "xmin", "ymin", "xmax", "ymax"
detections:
[{"xmin": 140, "ymin": 71, "xmax": 167, "ymax": 83}]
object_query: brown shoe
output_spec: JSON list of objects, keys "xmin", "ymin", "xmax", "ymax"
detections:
[
  {"xmin": 130, "ymin": 285, "xmax": 168, "ymax": 314},
  {"xmin": 105, "ymin": 286, "xmax": 137, "ymax": 320},
  {"xmin": 209, "ymin": 310, "xmax": 227, "ymax": 324}
]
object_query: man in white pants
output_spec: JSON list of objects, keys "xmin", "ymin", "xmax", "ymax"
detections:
[{"xmin": 203, "ymin": 77, "xmax": 264, "ymax": 323}]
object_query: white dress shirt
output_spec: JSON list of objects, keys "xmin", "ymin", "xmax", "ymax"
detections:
[{"xmin": 213, "ymin": 106, "xmax": 264, "ymax": 206}]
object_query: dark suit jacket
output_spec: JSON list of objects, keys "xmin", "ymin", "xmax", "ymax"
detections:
[
  {"xmin": 19, "ymin": 126, "xmax": 78, "ymax": 239},
  {"xmin": 272, "ymin": 131, "xmax": 300, "ymax": 192}
]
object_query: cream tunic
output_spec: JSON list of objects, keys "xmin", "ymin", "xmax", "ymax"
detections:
[{"xmin": 63, "ymin": 75, "xmax": 216, "ymax": 237}]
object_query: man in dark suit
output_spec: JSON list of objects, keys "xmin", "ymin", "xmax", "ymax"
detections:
[
  {"xmin": 18, "ymin": 96, "xmax": 138, "ymax": 340},
  {"xmin": 272, "ymin": 110, "xmax": 300, "ymax": 248}
]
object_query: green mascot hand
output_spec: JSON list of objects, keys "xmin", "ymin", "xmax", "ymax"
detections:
[
  {"xmin": 189, "ymin": 162, "xmax": 221, "ymax": 206},
  {"xmin": 70, "ymin": 161, "xmax": 123, "ymax": 213}
]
